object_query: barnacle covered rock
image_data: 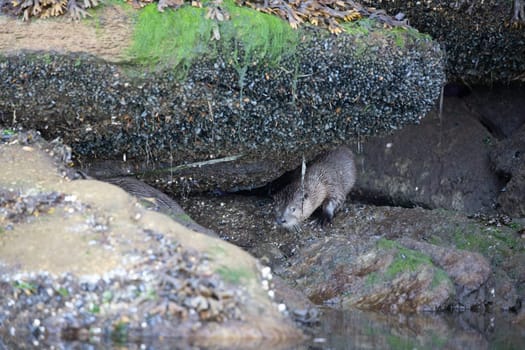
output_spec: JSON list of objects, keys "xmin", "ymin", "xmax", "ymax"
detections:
[
  {"xmin": 0, "ymin": 131, "xmax": 304, "ymax": 344},
  {"xmin": 361, "ymin": 0, "xmax": 525, "ymax": 83},
  {"xmin": 3, "ymin": 0, "xmax": 99, "ymax": 20},
  {"xmin": 0, "ymin": 3, "xmax": 444, "ymax": 192},
  {"xmin": 237, "ymin": 0, "xmax": 408, "ymax": 34}
]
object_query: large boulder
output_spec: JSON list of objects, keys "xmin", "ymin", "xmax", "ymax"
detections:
[
  {"xmin": 183, "ymin": 193, "xmax": 524, "ymax": 314},
  {"xmin": 0, "ymin": 130, "xmax": 304, "ymax": 346},
  {"xmin": 349, "ymin": 98, "xmax": 502, "ymax": 214},
  {"xmin": 0, "ymin": 3, "xmax": 444, "ymax": 193}
]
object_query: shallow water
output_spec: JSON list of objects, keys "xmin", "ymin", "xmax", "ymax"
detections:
[
  {"xmin": 308, "ymin": 308, "xmax": 524, "ymax": 350},
  {"xmin": 3, "ymin": 307, "xmax": 523, "ymax": 349}
]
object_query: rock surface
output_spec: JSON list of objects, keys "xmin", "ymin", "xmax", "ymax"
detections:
[
  {"xmin": 0, "ymin": 131, "xmax": 304, "ymax": 346},
  {"xmin": 183, "ymin": 191, "xmax": 524, "ymax": 313},
  {"xmin": 0, "ymin": 4, "xmax": 444, "ymax": 190},
  {"xmin": 0, "ymin": 1, "xmax": 525, "ymax": 346},
  {"xmin": 362, "ymin": 0, "xmax": 525, "ymax": 84},
  {"xmin": 490, "ymin": 124, "xmax": 525, "ymax": 217},
  {"xmin": 285, "ymin": 236, "xmax": 456, "ymax": 313},
  {"xmin": 349, "ymin": 99, "xmax": 502, "ymax": 214}
]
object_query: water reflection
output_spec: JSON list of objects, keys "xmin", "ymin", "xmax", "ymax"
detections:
[
  {"xmin": 2, "ymin": 308, "xmax": 523, "ymax": 349},
  {"xmin": 310, "ymin": 307, "xmax": 524, "ymax": 350}
]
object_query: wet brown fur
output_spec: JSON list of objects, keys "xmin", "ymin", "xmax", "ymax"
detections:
[{"xmin": 274, "ymin": 146, "xmax": 356, "ymax": 230}]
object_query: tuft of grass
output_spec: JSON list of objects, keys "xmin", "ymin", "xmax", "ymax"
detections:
[{"xmin": 13, "ymin": 280, "xmax": 37, "ymax": 293}]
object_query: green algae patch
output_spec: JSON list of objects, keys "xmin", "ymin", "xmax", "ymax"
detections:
[
  {"xmin": 128, "ymin": 1, "xmax": 298, "ymax": 76},
  {"xmin": 216, "ymin": 266, "xmax": 254, "ymax": 285},
  {"xmin": 376, "ymin": 238, "xmax": 451, "ymax": 289},
  {"xmin": 386, "ymin": 334, "xmax": 418, "ymax": 350},
  {"xmin": 129, "ymin": 4, "xmax": 213, "ymax": 71},
  {"xmin": 220, "ymin": 0, "xmax": 298, "ymax": 66},
  {"xmin": 454, "ymin": 225, "xmax": 525, "ymax": 256},
  {"xmin": 171, "ymin": 212, "xmax": 193, "ymax": 224},
  {"xmin": 207, "ymin": 244, "xmax": 228, "ymax": 258},
  {"xmin": 340, "ymin": 18, "xmax": 432, "ymax": 50},
  {"xmin": 453, "ymin": 225, "xmax": 525, "ymax": 273},
  {"xmin": 340, "ymin": 18, "xmax": 374, "ymax": 36}
]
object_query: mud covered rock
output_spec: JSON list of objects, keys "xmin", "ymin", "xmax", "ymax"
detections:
[
  {"xmin": 462, "ymin": 84, "xmax": 525, "ymax": 140},
  {"xmin": 283, "ymin": 236, "xmax": 501, "ymax": 313},
  {"xmin": 398, "ymin": 238, "xmax": 492, "ymax": 309},
  {"xmin": 284, "ymin": 236, "xmax": 456, "ymax": 313},
  {"xmin": 350, "ymin": 99, "xmax": 502, "ymax": 214}
]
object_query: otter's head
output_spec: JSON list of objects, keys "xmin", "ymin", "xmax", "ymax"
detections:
[{"xmin": 274, "ymin": 189, "xmax": 313, "ymax": 231}]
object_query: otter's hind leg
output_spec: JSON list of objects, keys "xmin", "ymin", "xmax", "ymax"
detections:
[{"xmin": 319, "ymin": 197, "xmax": 340, "ymax": 226}]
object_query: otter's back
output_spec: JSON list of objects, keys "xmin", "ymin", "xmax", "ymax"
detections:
[{"xmin": 306, "ymin": 146, "xmax": 356, "ymax": 196}]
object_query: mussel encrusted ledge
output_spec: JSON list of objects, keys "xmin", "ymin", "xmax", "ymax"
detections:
[{"xmin": 0, "ymin": 25, "xmax": 444, "ymax": 162}]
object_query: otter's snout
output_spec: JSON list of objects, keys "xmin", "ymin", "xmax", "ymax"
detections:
[{"xmin": 275, "ymin": 217, "xmax": 286, "ymax": 226}]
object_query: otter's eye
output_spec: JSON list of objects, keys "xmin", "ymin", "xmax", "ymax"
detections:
[
  {"xmin": 303, "ymin": 193, "xmax": 309, "ymax": 200},
  {"xmin": 290, "ymin": 207, "xmax": 296, "ymax": 213}
]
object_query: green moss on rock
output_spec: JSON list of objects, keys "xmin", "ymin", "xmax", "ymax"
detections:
[
  {"xmin": 216, "ymin": 266, "xmax": 254, "ymax": 285},
  {"xmin": 453, "ymin": 225, "xmax": 525, "ymax": 270},
  {"xmin": 376, "ymin": 238, "xmax": 452, "ymax": 290},
  {"xmin": 129, "ymin": 1, "xmax": 298, "ymax": 76}
]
